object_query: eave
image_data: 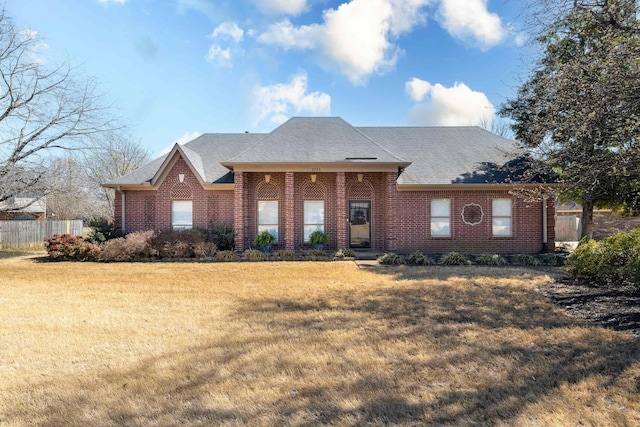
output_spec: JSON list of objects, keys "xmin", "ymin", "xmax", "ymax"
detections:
[
  {"xmin": 101, "ymin": 183, "xmax": 235, "ymax": 191},
  {"xmin": 396, "ymin": 183, "xmax": 560, "ymax": 191}
]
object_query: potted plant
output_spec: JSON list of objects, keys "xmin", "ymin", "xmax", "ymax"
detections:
[
  {"xmin": 253, "ymin": 230, "xmax": 276, "ymax": 253},
  {"xmin": 308, "ymin": 230, "xmax": 329, "ymax": 250}
]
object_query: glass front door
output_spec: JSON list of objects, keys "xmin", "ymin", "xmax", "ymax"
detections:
[{"xmin": 349, "ymin": 201, "xmax": 371, "ymax": 248}]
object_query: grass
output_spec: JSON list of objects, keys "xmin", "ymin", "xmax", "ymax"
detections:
[{"xmin": 1, "ymin": 255, "xmax": 639, "ymax": 426}]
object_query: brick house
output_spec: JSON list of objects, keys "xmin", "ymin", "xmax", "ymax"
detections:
[
  {"xmin": 0, "ymin": 194, "xmax": 47, "ymax": 221},
  {"xmin": 103, "ymin": 117, "xmax": 555, "ymax": 254}
]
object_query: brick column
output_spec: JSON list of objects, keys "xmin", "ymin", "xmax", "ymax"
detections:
[
  {"xmin": 284, "ymin": 172, "xmax": 295, "ymax": 250},
  {"xmin": 336, "ymin": 172, "xmax": 347, "ymax": 249},
  {"xmin": 385, "ymin": 171, "xmax": 398, "ymax": 252},
  {"xmin": 233, "ymin": 171, "xmax": 246, "ymax": 251}
]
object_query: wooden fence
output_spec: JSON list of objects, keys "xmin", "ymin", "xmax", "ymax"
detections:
[
  {"xmin": 0, "ymin": 220, "xmax": 83, "ymax": 249},
  {"xmin": 556, "ymin": 215, "xmax": 581, "ymax": 242}
]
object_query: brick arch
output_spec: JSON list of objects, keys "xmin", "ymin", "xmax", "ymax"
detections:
[
  {"xmin": 348, "ymin": 180, "xmax": 374, "ymax": 200},
  {"xmin": 301, "ymin": 180, "xmax": 327, "ymax": 200},
  {"xmin": 256, "ymin": 181, "xmax": 280, "ymax": 200},
  {"xmin": 170, "ymin": 182, "xmax": 193, "ymax": 200}
]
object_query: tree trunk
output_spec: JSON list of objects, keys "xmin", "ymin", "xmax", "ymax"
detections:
[{"xmin": 581, "ymin": 198, "xmax": 594, "ymax": 240}]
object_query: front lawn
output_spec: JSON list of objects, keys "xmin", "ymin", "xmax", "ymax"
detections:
[{"xmin": 1, "ymin": 256, "xmax": 638, "ymax": 426}]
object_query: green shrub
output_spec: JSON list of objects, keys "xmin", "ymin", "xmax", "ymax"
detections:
[
  {"xmin": 309, "ymin": 230, "xmax": 329, "ymax": 245},
  {"xmin": 379, "ymin": 253, "xmax": 406, "ymax": 265},
  {"xmin": 253, "ymin": 230, "xmax": 276, "ymax": 250},
  {"xmin": 215, "ymin": 250, "xmax": 240, "ymax": 262},
  {"xmin": 439, "ymin": 252, "xmax": 471, "ymax": 265},
  {"xmin": 405, "ymin": 251, "xmax": 434, "ymax": 265},
  {"xmin": 512, "ymin": 254, "xmax": 541, "ymax": 266},
  {"xmin": 476, "ymin": 254, "xmax": 507, "ymax": 266},
  {"xmin": 85, "ymin": 218, "xmax": 123, "ymax": 245},
  {"xmin": 565, "ymin": 230, "xmax": 640, "ymax": 287},
  {"xmin": 243, "ymin": 249, "xmax": 269, "ymax": 262},
  {"xmin": 208, "ymin": 222, "xmax": 235, "ymax": 251},
  {"xmin": 44, "ymin": 234, "xmax": 100, "ymax": 261},
  {"xmin": 99, "ymin": 230, "xmax": 155, "ymax": 261}
]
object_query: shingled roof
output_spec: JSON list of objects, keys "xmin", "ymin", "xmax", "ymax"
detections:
[
  {"xmin": 224, "ymin": 117, "xmax": 407, "ymax": 165},
  {"xmin": 105, "ymin": 117, "xmax": 523, "ymax": 188}
]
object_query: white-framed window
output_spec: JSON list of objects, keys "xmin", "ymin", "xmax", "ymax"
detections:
[
  {"xmin": 258, "ymin": 200, "xmax": 279, "ymax": 240},
  {"xmin": 492, "ymin": 199, "xmax": 512, "ymax": 237},
  {"xmin": 304, "ymin": 201, "xmax": 325, "ymax": 241},
  {"xmin": 431, "ymin": 199, "xmax": 451, "ymax": 237},
  {"xmin": 172, "ymin": 200, "xmax": 193, "ymax": 229}
]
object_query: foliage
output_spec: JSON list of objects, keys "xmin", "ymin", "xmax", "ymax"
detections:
[
  {"xmin": 565, "ymin": 229, "xmax": 640, "ymax": 287},
  {"xmin": 44, "ymin": 234, "xmax": 100, "ymax": 261},
  {"xmin": 379, "ymin": 253, "xmax": 406, "ymax": 265},
  {"xmin": 208, "ymin": 222, "xmax": 235, "ymax": 251},
  {"xmin": 243, "ymin": 249, "xmax": 269, "ymax": 262},
  {"xmin": 215, "ymin": 250, "xmax": 240, "ymax": 262},
  {"xmin": 274, "ymin": 249, "xmax": 296, "ymax": 261},
  {"xmin": 86, "ymin": 218, "xmax": 122, "ymax": 245},
  {"xmin": 149, "ymin": 228, "xmax": 212, "ymax": 259},
  {"xmin": 253, "ymin": 230, "xmax": 276, "ymax": 249},
  {"xmin": 308, "ymin": 230, "xmax": 329, "ymax": 245},
  {"xmin": 500, "ymin": 0, "xmax": 640, "ymax": 239},
  {"xmin": 512, "ymin": 254, "xmax": 542, "ymax": 266},
  {"xmin": 539, "ymin": 253, "xmax": 567, "ymax": 266},
  {"xmin": 439, "ymin": 252, "xmax": 471, "ymax": 266},
  {"xmin": 308, "ymin": 249, "xmax": 327, "ymax": 257},
  {"xmin": 476, "ymin": 254, "xmax": 508, "ymax": 266},
  {"xmin": 405, "ymin": 251, "xmax": 434, "ymax": 265},
  {"xmin": 333, "ymin": 248, "xmax": 357, "ymax": 259},
  {"xmin": 99, "ymin": 230, "xmax": 155, "ymax": 261}
]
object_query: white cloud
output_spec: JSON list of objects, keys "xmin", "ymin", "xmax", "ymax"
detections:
[
  {"xmin": 257, "ymin": 19, "xmax": 317, "ymax": 49},
  {"xmin": 210, "ymin": 22, "xmax": 244, "ymax": 43},
  {"xmin": 436, "ymin": 0, "xmax": 506, "ymax": 50},
  {"xmin": 255, "ymin": 0, "xmax": 308, "ymax": 16},
  {"xmin": 388, "ymin": 0, "xmax": 434, "ymax": 35},
  {"xmin": 206, "ymin": 22, "xmax": 244, "ymax": 67},
  {"xmin": 407, "ymin": 80, "xmax": 495, "ymax": 126},
  {"xmin": 158, "ymin": 131, "xmax": 201, "ymax": 157},
  {"xmin": 256, "ymin": 0, "xmax": 509, "ymax": 83},
  {"xmin": 405, "ymin": 77, "xmax": 431, "ymax": 102},
  {"xmin": 251, "ymin": 72, "xmax": 331, "ymax": 126},
  {"xmin": 258, "ymin": 0, "xmax": 431, "ymax": 85},
  {"xmin": 206, "ymin": 45, "xmax": 232, "ymax": 66},
  {"xmin": 98, "ymin": 0, "xmax": 127, "ymax": 4}
]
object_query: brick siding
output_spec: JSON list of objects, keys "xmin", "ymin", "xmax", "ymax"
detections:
[{"xmin": 116, "ymin": 156, "xmax": 555, "ymax": 254}]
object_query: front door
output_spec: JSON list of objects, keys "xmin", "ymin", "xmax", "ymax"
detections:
[{"xmin": 349, "ymin": 201, "xmax": 371, "ymax": 248}]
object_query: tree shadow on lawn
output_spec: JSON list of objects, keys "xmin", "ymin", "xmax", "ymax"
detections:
[{"xmin": 4, "ymin": 275, "xmax": 640, "ymax": 426}]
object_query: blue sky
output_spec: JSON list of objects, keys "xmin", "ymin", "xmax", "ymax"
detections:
[{"xmin": 6, "ymin": 0, "xmax": 530, "ymax": 156}]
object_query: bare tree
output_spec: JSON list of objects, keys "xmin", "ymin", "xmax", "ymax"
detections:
[
  {"xmin": 79, "ymin": 129, "xmax": 151, "ymax": 217},
  {"xmin": 0, "ymin": 9, "xmax": 114, "ymax": 212},
  {"xmin": 46, "ymin": 157, "xmax": 101, "ymax": 220}
]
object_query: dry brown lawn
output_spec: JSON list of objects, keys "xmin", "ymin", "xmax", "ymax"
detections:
[{"xmin": 1, "ymin": 255, "xmax": 639, "ymax": 426}]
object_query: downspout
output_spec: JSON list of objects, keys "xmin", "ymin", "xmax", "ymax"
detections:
[
  {"xmin": 542, "ymin": 195, "xmax": 548, "ymax": 252},
  {"xmin": 118, "ymin": 186, "xmax": 126, "ymax": 234}
]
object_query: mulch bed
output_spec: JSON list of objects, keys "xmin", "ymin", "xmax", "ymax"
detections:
[{"xmin": 538, "ymin": 276, "xmax": 640, "ymax": 337}]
